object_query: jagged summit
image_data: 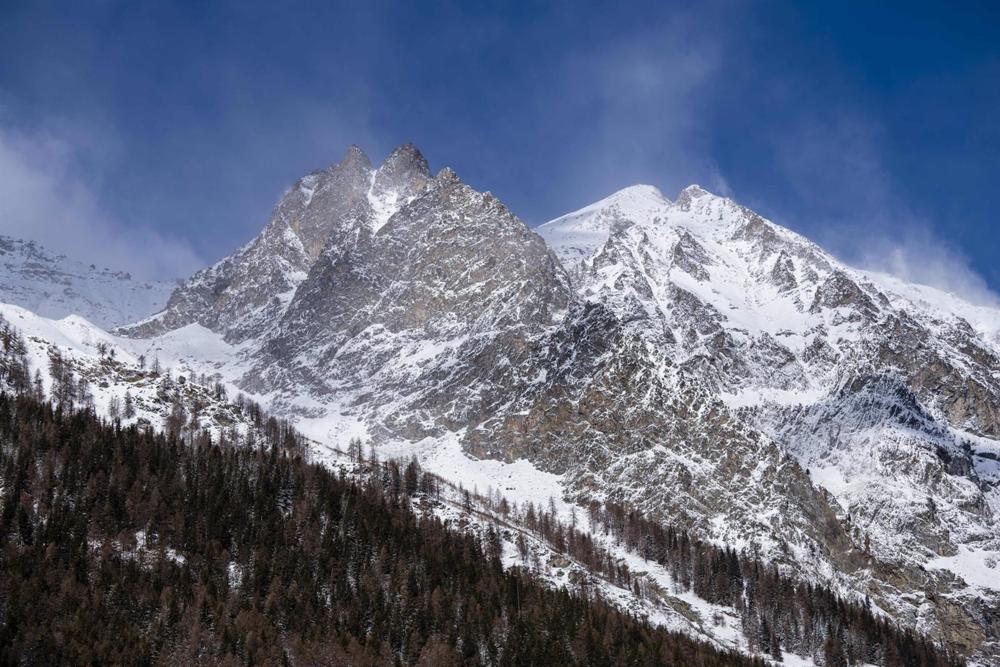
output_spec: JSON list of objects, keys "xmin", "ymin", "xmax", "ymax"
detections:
[
  {"xmin": 119, "ymin": 144, "xmax": 518, "ymax": 343},
  {"xmin": 370, "ymin": 143, "xmax": 434, "ymax": 230},
  {"xmin": 435, "ymin": 166, "xmax": 460, "ymax": 183},
  {"xmin": 676, "ymin": 183, "xmax": 713, "ymax": 198},
  {"xmin": 674, "ymin": 183, "xmax": 716, "ymax": 209},
  {"xmin": 338, "ymin": 144, "xmax": 373, "ymax": 170},
  {"xmin": 325, "ymin": 143, "xmax": 431, "ymax": 184},
  {"xmin": 378, "ymin": 142, "xmax": 431, "ymax": 178}
]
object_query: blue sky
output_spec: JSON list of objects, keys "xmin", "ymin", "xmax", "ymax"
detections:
[{"xmin": 0, "ymin": 2, "xmax": 997, "ymax": 299}]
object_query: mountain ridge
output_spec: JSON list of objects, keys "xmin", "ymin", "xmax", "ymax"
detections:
[
  {"xmin": 5, "ymin": 143, "xmax": 999, "ymax": 661},
  {"xmin": 0, "ymin": 234, "xmax": 173, "ymax": 328}
]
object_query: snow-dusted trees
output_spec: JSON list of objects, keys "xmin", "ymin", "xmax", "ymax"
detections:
[
  {"xmin": 32, "ymin": 370, "xmax": 44, "ymax": 401},
  {"xmin": 347, "ymin": 437, "xmax": 364, "ymax": 463},
  {"xmin": 0, "ymin": 316, "xmax": 30, "ymax": 395},
  {"xmin": 108, "ymin": 394, "xmax": 122, "ymax": 420},
  {"xmin": 164, "ymin": 398, "xmax": 186, "ymax": 439},
  {"xmin": 76, "ymin": 376, "xmax": 93, "ymax": 410}
]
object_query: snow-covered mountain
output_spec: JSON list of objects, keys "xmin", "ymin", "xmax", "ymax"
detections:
[
  {"xmin": 538, "ymin": 183, "xmax": 1000, "ymax": 656},
  {"xmin": 537, "ymin": 182, "xmax": 1000, "ymax": 568},
  {"xmin": 0, "ymin": 235, "xmax": 173, "ymax": 328},
  {"xmin": 6, "ymin": 145, "xmax": 1000, "ymax": 662}
]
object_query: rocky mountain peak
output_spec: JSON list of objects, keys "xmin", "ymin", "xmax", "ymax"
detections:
[
  {"xmin": 366, "ymin": 144, "xmax": 434, "ymax": 231},
  {"xmin": 435, "ymin": 166, "xmax": 460, "ymax": 184},
  {"xmin": 338, "ymin": 144, "xmax": 373, "ymax": 171},
  {"xmin": 379, "ymin": 143, "xmax": 431, "ymax": 178},
  {"xmin": 372, "ymin": 143, "xmax": 431, "ymax": 198}
]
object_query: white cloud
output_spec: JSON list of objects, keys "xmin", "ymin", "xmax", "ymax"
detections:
[{"xmin": 0, "ymin": 124, "xmax": 204, "ymax": 280}]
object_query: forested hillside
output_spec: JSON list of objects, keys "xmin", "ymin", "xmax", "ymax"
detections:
[{"xmin": 0, "ymin": 393, "xmax": 759, "ymax": 666}]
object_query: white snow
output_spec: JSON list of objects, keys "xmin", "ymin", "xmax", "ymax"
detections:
[{"xmin": 927, "ymin": 546, "xmax": 1000, "ymax": 592}]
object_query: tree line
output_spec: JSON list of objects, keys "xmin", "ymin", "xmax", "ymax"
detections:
[{"xmin": 0, "ymin": 315, "xmax": 33, "ymax": 397}]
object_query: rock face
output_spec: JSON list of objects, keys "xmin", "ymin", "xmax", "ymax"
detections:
[
  {"xmin": 0, "ymin": 235, "xmax": 172, "ymax": 328},
  {"xmin": 249, "ymin": 164, "xmax": 572, "ymax": 438},
  {"xmin": 119, "ymin": 146, "xmax": 1000, "ymax": 659}
]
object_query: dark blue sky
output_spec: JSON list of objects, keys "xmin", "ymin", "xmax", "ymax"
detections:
[{"xmin": 0, "ymin": 1, "xmax": 997, "ymax": 298}]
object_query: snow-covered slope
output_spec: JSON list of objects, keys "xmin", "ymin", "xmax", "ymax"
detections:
[
  {"xmin": 0, "ymin": 301, "xmax": 265, "ymax": 445},
  {"xmin": 0, "ymin": 235, "xmax": 172, "ymax": 328}
]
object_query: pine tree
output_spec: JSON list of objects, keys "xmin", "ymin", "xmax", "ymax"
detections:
[
  {"xmin": 164, "ymin": 398, "xmax": 186, "ymax": 438},
  {"xmin": 77, "ymin": 376, "xmax": 94, "ymax": 410}
]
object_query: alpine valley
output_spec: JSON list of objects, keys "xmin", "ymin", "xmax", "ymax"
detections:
[{"xmin": 2, "ymin": 144, "xmax": 998, "ymax": 665}]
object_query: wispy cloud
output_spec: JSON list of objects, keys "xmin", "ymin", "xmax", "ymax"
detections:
[
  {"xmin": 0, "ymin": 123, "xmax": 204, "ymax": 280},
  {"xmin": 771, "ymin": 111, "xmax": 999, "ymax": 305},
  {"xmin": 856, "ymin": 229, "xmax": 1000, "ymax": 307}
]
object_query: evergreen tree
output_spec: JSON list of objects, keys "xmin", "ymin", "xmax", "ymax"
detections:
[{"xmin": 108, "ymin": 394, "xmax": 121, "ymax": 420}]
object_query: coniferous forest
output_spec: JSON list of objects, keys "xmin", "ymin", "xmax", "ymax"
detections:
[{"xmin": 0, "ymin": 393, "xmax": 763, "ymax": 666}]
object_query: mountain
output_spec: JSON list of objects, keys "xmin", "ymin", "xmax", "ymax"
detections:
[
  {"xmin": 538, "ymin": 183, "xmax": 1000, "ymax": 655},
  {"xmin": 18, "ymin": 144, "xmax": 998, "ymax": 662},
  {"xmin": 0, "ymin": 235, "xmax": 173, "ymax": 328},
  {"xmin": 537, "ymin": 182, "xmax": 1000, "ymax": 572}
]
